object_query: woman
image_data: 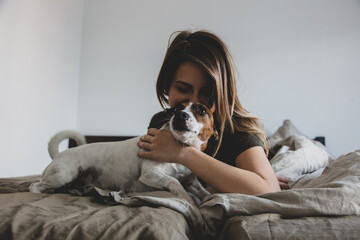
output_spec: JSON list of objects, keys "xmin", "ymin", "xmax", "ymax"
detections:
[{"xmin": 138, "ymin": 30, "xmax": 288, "ymax": 194}]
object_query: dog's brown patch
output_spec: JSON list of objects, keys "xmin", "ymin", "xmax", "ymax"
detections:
[{"xmin": 190, "ymin": 103, "xmax": 217, "ymax": 151}]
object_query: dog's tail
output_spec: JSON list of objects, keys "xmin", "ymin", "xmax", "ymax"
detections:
[{"xmin": 48, "ymin": 130, "xmax": 87, "ymax": 160}]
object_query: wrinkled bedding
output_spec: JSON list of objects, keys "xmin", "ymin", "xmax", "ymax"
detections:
[
  {"xmin": 1, "ymin": 150, "xmax": 360, "ymax": 239},
  {"xmin": 0, "ymin": 181, "xmax": 193, "ymax": 240},
  {"xmin": 1, "ymin": 120, "xmax": 360, "ymax": 239},
  {"xmin": 220, "ymin": 214, "xmax": 360, "ymax": 240}
]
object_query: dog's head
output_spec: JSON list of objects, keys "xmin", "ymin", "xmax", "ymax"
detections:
[{"xmin": 166, "ymin": 102, "xmax": 218, "ymax": 151}]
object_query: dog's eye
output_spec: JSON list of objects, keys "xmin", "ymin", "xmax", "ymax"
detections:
[{"xmin": 196, "ymin": 106, "xmax": 207, "ymax": 116}]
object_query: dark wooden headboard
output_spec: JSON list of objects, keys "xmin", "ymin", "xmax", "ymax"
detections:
[
  {"xmin": 69, "ymin": 135, "xmax": 326, "ymax": 148},
  {"xmin": 69, "ymin": 136, "xmax": 137, "ymax": 148}
]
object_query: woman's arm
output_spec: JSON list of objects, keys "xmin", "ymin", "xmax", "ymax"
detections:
[
  {"xmin": 138, "ymin": 128, "xmax": 280, "ymax": 195},
  {"xmin": 175, "ymin": 146, "xmax": 280, "ymax": 194}
]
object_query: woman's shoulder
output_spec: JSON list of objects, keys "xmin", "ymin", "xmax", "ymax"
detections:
[
  {"xmin": 208, "ymin": 130, "xmax": 265, "ymax": 166},
  {"xmin": 225, "ymin": 130, "xmax": 262, "ymax": 142},
  {"xmin": 223, "ymin": 130, "xmax": 264, "ymax": 150}
]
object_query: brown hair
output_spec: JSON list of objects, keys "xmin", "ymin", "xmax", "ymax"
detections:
[{"xmin": 156, "ymin": 30, "xmax": 269, "ymax": 155}]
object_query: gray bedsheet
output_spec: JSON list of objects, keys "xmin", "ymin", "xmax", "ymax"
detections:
[
  {"xmin": 1, "ymin": 148, "xmax": 360, "ymax": 239},
  {"xmin": 0, "ymin": 177, "xmax": 193, "ymax": 240},
  {"xmin": 220, "ymin": 214, "xmax": 360, "ymax": 239},
  {"xmin": 96, "ymin": 149, "xmax": 360, "ymax": 239}
]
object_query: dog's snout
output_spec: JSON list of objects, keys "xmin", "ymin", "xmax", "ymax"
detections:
[
  {"xmin": 174, "ymin": 110, "xmax": 190, "ymax": 122},
  {"xmin": 178, "ymin": 111, "xmax": 189, "ymax": 121},
  {"xmin": 172, "ymin": 111, "xmax": 191, "ymax": 132}
]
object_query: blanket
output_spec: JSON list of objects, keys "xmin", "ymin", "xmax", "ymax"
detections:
[
  {"xmin": 1, "ymin": 150, "xmax": 359, "ymax": 239},
  {"xmin": 0, "ymin": 186, "xmax": 193, "ymax": 240},
  {"xmin": 90, "ymin": 150, "xmax": 360, "ymax": 238}
]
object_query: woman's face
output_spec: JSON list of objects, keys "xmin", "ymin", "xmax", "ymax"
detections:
[{"xmin": 168, "ymin": 62, "xmax": 215, "ymax": 112}]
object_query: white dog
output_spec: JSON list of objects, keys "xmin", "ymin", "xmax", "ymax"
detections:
[{"xmin": 30, "ymin": 102, "xmax": 217, "ymax": 204}]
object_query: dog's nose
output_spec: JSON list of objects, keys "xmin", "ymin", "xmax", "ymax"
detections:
[
  {"xmin": 172, "ymin": 111, "xmax": 190, "ymax": 132},
  {"xmin": 180, "ymin": 112, "xmax": 189, "ymax": 120},
  {"xmin": 176, "ymin": 111, "xmax": 189, "ymax": 121}
]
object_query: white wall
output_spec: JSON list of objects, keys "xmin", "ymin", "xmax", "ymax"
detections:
[
  {"xmin": 0, "ymin": 0, "xmax": 84, "ymax": 177},
  {"xmin": 1, "ymin": 0, "xmax": 359, "ymax": 177},
  {"xmin": 78, "ymin": 0, "xmax": 360, "ymax": 157}
]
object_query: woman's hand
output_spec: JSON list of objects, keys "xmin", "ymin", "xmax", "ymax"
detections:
[
  {"xmin": 276, "ymin": 174, "xmax": 289, "ymax": 190},
  {"xmin": 137, "ymin": 128, "xmax": 185, "ymax": 163}
]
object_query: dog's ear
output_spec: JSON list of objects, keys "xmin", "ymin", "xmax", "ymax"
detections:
[
  {"xmin": 200, "ymin": 129, "xmax": 218, "ymax": 151},
  {"xmin": 199, "ymin": 142, "xmax": 206, "ymax": 151},
  {"xmin": 148, "ymin": 108, "xmax": 175, "ymax": 129}
]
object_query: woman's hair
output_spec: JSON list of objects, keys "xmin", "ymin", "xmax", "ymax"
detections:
[{"xmin": 156, "ymin": 30, "xmax": 269, "ymax": 155}]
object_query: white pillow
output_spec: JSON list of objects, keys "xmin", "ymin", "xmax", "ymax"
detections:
[
  {"xmin": 270, "ymin": 135, "xmax": 329, "ymax": 185},
  {"xmin": 268, "ymin": 119, "xmax": 304, "ymax": 148},
  {"xmin": 268, "ymin": 120, "xmax": 332, "ymax": 186}
]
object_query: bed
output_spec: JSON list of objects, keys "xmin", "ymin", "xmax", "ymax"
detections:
[{"xmin": 1, "ymin": 120, "xmax": 360, "ymax": 239}]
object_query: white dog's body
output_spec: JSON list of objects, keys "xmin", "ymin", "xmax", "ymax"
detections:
[{"xmin": 30, "ymin": 103, "xmax": 216, "ymax": 204}]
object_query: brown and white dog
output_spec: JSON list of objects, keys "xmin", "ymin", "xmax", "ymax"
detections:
[{"xmin": 29, "ymin": 102, "xmax": 217, "ymax": 205}]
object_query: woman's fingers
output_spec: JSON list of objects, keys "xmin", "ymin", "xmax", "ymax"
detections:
[
  {"xmin": 137, "ymin": 140, "xmax": 151, "ymax": 151},
  {"xmin": 279, "ymin": 181, "xmax": 290, "ymax": 190},
  {"xmin": 276, "ymin": 174, "xmax": 288, "ymax": 183},
  {"xmin": 147, "ymin": 128, "xmax": 158, "ymax": 135},
  {"xmin": 140, "ymin": 134, "xmax": 153, "ymax": 143},
  {"xmin": 276, "ymin": 174, "xmax": 290, "ymax": 190}
]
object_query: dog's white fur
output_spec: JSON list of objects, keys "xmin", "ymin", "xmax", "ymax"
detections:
[{"xmin": 29, "ymin": 103, "xmax": 215, "ymax": 204}]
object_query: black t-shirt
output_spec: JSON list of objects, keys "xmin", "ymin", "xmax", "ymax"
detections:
[
  {"xmin": 204, "ymin": 131, "xmax": 264, "ymax": 166},
  {"xmin": 148, "ymin": 109, "xmax": 264, "ymax": 166}
]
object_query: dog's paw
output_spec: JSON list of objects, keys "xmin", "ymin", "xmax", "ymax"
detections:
[{"xmin": 29, "ymin": 182, "xmax": 46, "ymax": 193}]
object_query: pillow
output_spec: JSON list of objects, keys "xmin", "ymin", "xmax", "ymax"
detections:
[
  {"xmin": 268, "ymin": 120, "xmax": 332, "ymax": 186},
  {"xmin": 268, "ymin": 119, "xmax": 333, "ymax": 159},
  {"xmin": 270, "ymin": 135, "xmax": 329, "ymax": 185},
  {"xmin": 268, "ymin": 119, "xmax": 304, "ymax": 148}
]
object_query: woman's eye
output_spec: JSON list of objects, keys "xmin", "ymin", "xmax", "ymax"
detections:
[{"xmin": 176, "ymin": 87, "xmax": 190, "ymax": 94}]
